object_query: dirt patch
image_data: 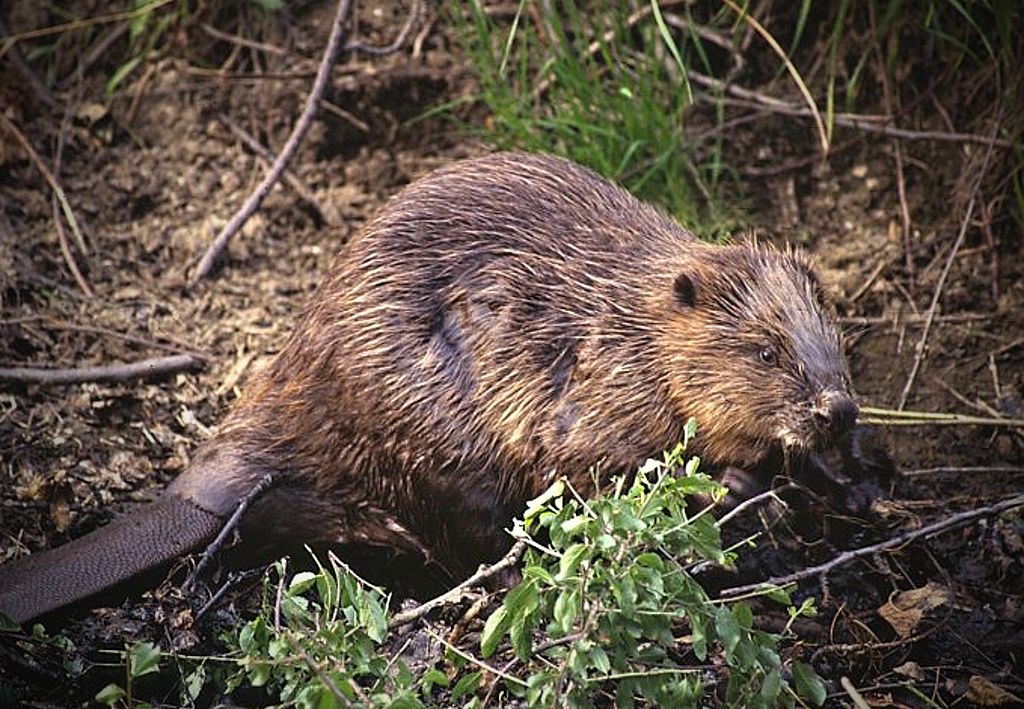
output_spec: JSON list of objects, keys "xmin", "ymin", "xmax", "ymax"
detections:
[{"xmin": 1, "ymin": 1, "xmax": 1022, "ymax": 707}]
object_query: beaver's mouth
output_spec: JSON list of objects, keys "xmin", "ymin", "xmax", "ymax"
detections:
[{"xmin": 776, "ymin": 393, "xmax": 859, "ymax": 453}]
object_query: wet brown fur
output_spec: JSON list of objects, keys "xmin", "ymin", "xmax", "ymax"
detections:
[
  {"xmin": 0, "ymin": 152, "xmax": 856, "ymax": 622},
  {"xmin": 175, "ymin": 152, "xmax": 855, "ymax": 576}
]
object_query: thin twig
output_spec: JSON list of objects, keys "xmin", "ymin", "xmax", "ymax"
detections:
[
  {"xmin": 194, "ymin": 567, "xmax": 264, "ymax": 620},
  {"xmin": 1, "ymin": 317, "xmax": 210, "ymax": 358},
  {"xmin": 859, "ymin": 404, "xmax": 1024, "ymax": 429},
  {"xmin": 718, "ymin": 492, "xmax": 1024, "ymax": 598},
  {"xmin": 58, "ymin": 22, "xmax": 128, "ymax": 90},
  {"xmin": 389, "ymin": 539, "xmax": 526, "ymax": 628},
  {"xmin": 0, "ymin": 15, "xmax": 58, "ymax": 110},
  {"xmin": 714, "ymin": 483, "xmax": 797, "ymax": 528},
  {"xmin": 283, "ymin": 629, "xmax": 358, "ymax": 706},
  {"xmin": 897, "ymin": 121, "xmax": 1000, "ymax": 410},
  {"xmin": 52, "ymin": 200, "xmax": 93, "ymax": 297},
  {"xmin": 218, "ymin": 113, "xmax": 332, "ymax": 223},
  {"xmin": 345, "ymin": 0, "xmax": 421, "ymax": 55},
  {"xmin": 931, "ymin": 94, "xmax": 1001, "ymax": 303},
  {"xmin": 838, "ymin": 312, "xmax": 994, "ymax": 327},
  {"xmin": 421, "ymin": 625, "xmax": 529, "ymax": 688},
  {"xmin": 0, "ymin": 354, "xmax": 203, "ymax": 385},
  {"xmin": 0, "ymin": 0, "xmax": 176, "ymax": 44},
  {"xmin": 0, "ymin": 112, "xmax": 92, "ymax": 289},
  {"xmin": 848, "ymin": 257, "xmax": 890, "ymax": 303},
  {"xmin": 901, "ymin": 465, "xmax": 1024, "ymax": 477},
  {"xmin": 869, "ymin": 1, "xmax": 914, "ymax": 281},
  {"xmin": 720, "ymin": 0, "xmax": 828, "ymax": 152},
  {"xmin": 52, "ymin": 78, "xmax": 94, "ymax": 297},
  {"xmin": 689, "ymin": 75, "xmax": 1013, "ymax": 149},
  {"xmin": 200, "ymin": 22, "xmax": 286, "ymax": 55},
  {"xmin": 190, "ymin": 0, "xmax": 354, "ymax": 284},
  {"xmin": 183, "ymin": 473, "xmax": 274, "ymax": 591}
]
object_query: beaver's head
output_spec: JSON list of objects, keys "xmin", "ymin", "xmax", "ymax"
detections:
[{"xmin": 657, "ymin": 243, "xmax": 857, "ymax": 468}]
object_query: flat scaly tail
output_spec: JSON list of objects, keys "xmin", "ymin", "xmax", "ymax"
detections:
[{"xmin": 0, "ymin": 495, "xmax": 222, "ymax": 626}]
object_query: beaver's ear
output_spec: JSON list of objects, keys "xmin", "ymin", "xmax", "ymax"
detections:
[{"xmin": 673, "ymin": 270, "xmax": 701, "ymax": 308}]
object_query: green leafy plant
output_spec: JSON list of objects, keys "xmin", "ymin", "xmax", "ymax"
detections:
[
  {"xmin": 82, "ymin": 425, "xmax": 825, "ymax": 708},
  {"xmin": 221, "ymin": 554, "xmax": 442, "ymax": 708},
  {"xmin": 95, "ymin": 641, "xmax": 162, "ymax": 708},
  {"xmin": 450, "ymin": 0, "xmax": 737, "ymax": 234},
  {"xmin": 480, "ymin": 422, "xmax": 826, "ymax": 708}
]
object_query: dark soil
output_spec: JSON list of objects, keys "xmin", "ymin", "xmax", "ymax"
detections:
[{"xmin": 1, "ymin": 2, "xmax": 1021, "ymax": 707}]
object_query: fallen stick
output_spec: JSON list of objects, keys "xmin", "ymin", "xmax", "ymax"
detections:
[
  {"xmin": 717, "ymin": 491, "xmax": 1024, "ymax": 598},
  {"xmin": 190, "ymin": 0, "xmax": 354, "ymax": 285},
  {"xmin": 0, "ymin": 354, "xmax": 204, "ymax": 385},
  {"xmin": 390, "ymin": 539, "xmax": 527, "ymax": 628}
]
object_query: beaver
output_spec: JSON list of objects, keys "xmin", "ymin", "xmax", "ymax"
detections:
[{"xmin": 0, "ymin": 152, "xmax": 858, "ymax": 625}]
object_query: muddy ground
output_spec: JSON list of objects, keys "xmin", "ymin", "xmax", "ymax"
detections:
[{"xmin": 0, "ymin": 1, "xmax": 1021, "ymax": 707}]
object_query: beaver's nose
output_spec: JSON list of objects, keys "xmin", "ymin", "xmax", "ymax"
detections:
[{"xmin": 816, "ymin": 391, "xmax": 858, "ymax": 436}]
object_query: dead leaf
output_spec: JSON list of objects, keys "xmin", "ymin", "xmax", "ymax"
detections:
[
  {"xmin": 965, "ymin": 675, "xmax": 1022, "ymax": 706},
  {"xmin": 216, "ymin": 349, "xmax": 255, "ymax": 396},
  {"xmin": 893, "ymin": 661, "xmax": 925, "ymax": 681},
  {"xmin": 878, "ymin": 582, "xmax": 953, "ymax": 638}
]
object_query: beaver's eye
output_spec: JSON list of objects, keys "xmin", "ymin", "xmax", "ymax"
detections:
[{"xmin": 758, "ymin": 346, "xmax": 778, "ymax": 367}]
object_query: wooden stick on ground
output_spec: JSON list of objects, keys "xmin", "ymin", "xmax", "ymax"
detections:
[
  {"xmin": 190, "ymin": 0, "xmax": 354, "ymax": 285},
  {"xmin": 0, "ymin": 354, "xmax": 203, "ymax": 385},
  {"xmin": 717, "ymin": 491, "xmax": 1024, "ymax": 598}
]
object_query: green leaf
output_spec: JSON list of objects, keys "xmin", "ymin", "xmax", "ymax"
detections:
[
  {"xmin": 421, "ymin": 668, "xmax": 450, "ymax": 693},
  {"xmin": 184, "ymin": 665, "xmax": 206, "ymax": 701},
  {"xmin": 690, "ymin": 618, "xmax": 709, "ymax": 661},
  {"xmin": 761, "ymin": 667, "xmax": 782, "ymax": 701},
  {"xmin": 129, "ymin": 641, "xmax": 161, "ymax": 678},
  {"xmin": 480, "ymin": 606, "xmax": 510, "ymax": 658},
  {"xmin": 792, "ymin": 661, "xmax": 827, "ymax": 706},
  {"xmin": 524, "ymin": 479, "xmax": 565, "ymax": 522},
  {"xmin": 451, "ymin": 671, "xmax": 482, "ymax": 700},
  {"xmin": 95, "ymin": 683, "xmax": 127, "ymax": 706},
  {"xmin": 766, "ymin": 585, "xmax": 793, "ymax": 604},
  {"xmin": 556, "ymin": 543, "xmax": 589, "ymax": 581},
  {"xmin": 589, "ymin": 644, "xmax": 611, "ymax": 674},
  {"xmin": 106, "ymin": 56, "xmax": 142, "ymax": 98},
  {"xmin": 289, "ymin": 571, "xmax": 319, "ymax": 595},
  {"xmin": 732, "ymin": 603, "xmax": 754, "ymax": 629},
  {"xmin": 510, "ymin": 601, "xmax": 537, "ymax": 660},
  {"xmin": 0, "ymin": 611, "xmax": 21, "ymax": 631},
  {"xmin": 553, "ymin": 589, "xmax": 579, "ymax": 635},
  {"xmin": 249, "ymin": 0, "xmax": 286, "ymax": 10}
]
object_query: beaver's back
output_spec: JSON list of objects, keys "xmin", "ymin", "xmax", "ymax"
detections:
[{"xmin": 180, "ymin": 152, "xmax": 852, "ymax": 580}]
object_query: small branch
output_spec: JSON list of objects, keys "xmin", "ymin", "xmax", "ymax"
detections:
[
  {"xmin": 200, "ymin": 22, "xmax": 286, "ymax": 55},
  {"xmin": 901, "ymin": 465, "xmax": 1024, "ymax": 477},
  {"xmin": 52, "ymin": 80, "xmax": 94, "ymax": 297},
  {"xmin": 52, "ymin": 196, "xmax": 93, "ymax": 297},
  {"xmin": 0, "ymin": 112, "xmax": 92, "ymax": 293},
  {"xmin": 421, "ymin": 626, "xmax": 529, "ymax": 688},
  {"xmin": 219, "ymin": 113, "xmax": 333, "ymax": 223},
  {"xmin": 184, "ymin": 473, "xmax": 274, "ymax": 592},
  {"xmin": 0, "ymin": 15, "xmax": 58, "ymax": 110},
  {"xmin": 869, "ymin": 1, "xmax": 914, "ymax": 281},
  {"xmin": 839, "ymin": 312, "xmax": 994, "ymax": 327},
  {"xmin": 0, "ymin": 354, "xmax": 203, "ymax": 385},
  {"xmin": 718, "ymin": 492, "xmax": 1024, "ymax": 598},
  {"xmin": 345, "ymin": 0, "xmax": 421, "ymax": 56},
  {"xmin": 389, "ymin": 539, "xmax": 526, "ymax": 628},
  {"xmin": 190, "ymin": 0, "xmax": 354, "ymax": 285},
  {"xmin": 283, "ymin": 629, "xmax": 359, "ymax": 707},
  {"xmin": 0, "ymin": 0, "xmax": 176, "ymax": 45},
  {"xmin": 859, "ymin": 404, "xmax": 1024, "ymax": 429},
  {"xmin": 720, "ymin": 0, "xmax": 828, "ymax": 152},
  {"xmin": 897, "ymin": 120, "xmax": 1000, "ymax": 410},
  {"xmin": 690, "ymin": 75, "xmax": 1013, "ymax": 149}
]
